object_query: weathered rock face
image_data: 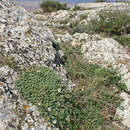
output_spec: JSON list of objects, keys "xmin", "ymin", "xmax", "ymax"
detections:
[
  {"xmin": 78, "ymin": 2, "xmax": 129, "ymax": 10},
  {"xmin": 34, "ymin": 2, "xmax": 130, "ymax": 128},
  {"xmin": 0, "ymin": 0, "xmax": 130, "ymax": 129},
  {"xmin": 0, "ymin": 0, "xmax": 14, "ymax": 9},
  {"xmin": 35, "ymin": 3, "xmax": 130, "ymax": 32},
  {"xmin": 0, "ymin": 0, "xmax": 72, "ymax": 129},
  {"xmin": 82, "ymin": 38, "xmax": 130, "ymax": 128},
  {"xmin": 56, "ymin": 33, "xmax": 103, "ymax": 46}
]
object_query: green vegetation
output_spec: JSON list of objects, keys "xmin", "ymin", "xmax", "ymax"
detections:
[
  {"xmin": 79, "ymin": 14, "xmax": 88, "ymax": 21},
  {"xmin": 94, "ymin": 0, "xmax": 107, "ymax": 2},
  {"xmin": 40, "ymin": 0, "xmax": 69, "ymax": 12},
  {"xmin": 73, "ymin": 5, "xmax": 83, "ymax": 11},
  {"xmin": 113, "ymin": 36, "xmax": 130, "ymax": 47},
  {"xmin": 60, "ymin": 43, "xmax": 126, "ymax": 129},
  {"xmin": 68, "ymin": 9, "xmax": 130, "ymax": 38},
  {"xmin": 69, "ymin": 23, "xmax": 88, "ymax": 34},
  {"xmin": 16, "ymin": 66, "xmax": 89, "ymax": 129},
  {"xmin": 86, "ymin": 9, "xmax": 130, "ymax": 36},
  {"xmin": 68, "ymin": 18, "xmax": 88, "ymax": 35},
  {"xmin": 16, "ymin": 44, "xmax": 126, "ymax": 129}
]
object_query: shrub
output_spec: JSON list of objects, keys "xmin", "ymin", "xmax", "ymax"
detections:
[
  {"xmin": 60, "ymin": 44, "xmax": 127, "ymax": 129},
  {"xmin": 16, "ymin": 48, "xmax": 126, "ymax": 129},
  {"xmin": 73, "ymin": 5, "xmax": 82, "ymax": 11},
  {"xmin": 16, "ymin": 66, "xmax": 89, "ymax": 129},
  {"xmin": 40, "ymin": 0, "xmax": 69, "ymax": 12},
  {"xmin": 69, "ymin": 24, "xmax": 88, "ymax": 34},
  {"xmin": 79, "ymin": 14, "xmax": 88, "ymax": 21},
  {"xmin": 68, "ymin": 20, "xmax": 88, "ymax": 34},
  {"xmin": 94, "ymin": 0, "xmax": 107, "ymax": 2},
  {"xmin": 113, "ymin": 36, "xmax": 130, "ymax": 47},
  {"xmin": 87, "ymin": 9, "xmax": 130, "ymax": 36}
]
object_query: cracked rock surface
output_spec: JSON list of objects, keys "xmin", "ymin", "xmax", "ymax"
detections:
[{"xmin": 0, "ymin": 0, "xmax": 73, "ymax": 129}]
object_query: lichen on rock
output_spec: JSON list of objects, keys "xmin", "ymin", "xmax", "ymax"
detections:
[{"xmin": 0, "ymin": 0, "xmax": 72, "ymax": 129}]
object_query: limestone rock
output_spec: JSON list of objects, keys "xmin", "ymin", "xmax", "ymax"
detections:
[
  {"xmin": 39, "ymin": 3, "xmax": 130, "ymax": 34},
  {"xmin": 0, "ymin": 0, "xmax": 14, "ymax": 9},
  {"xmin": 78, "ymin": 2, "xmax": 130, "ymax": 10},
  {"xmin": 0, "ymin": 0, "xmax": 73, "ymax": 129},
  {"xmin": 82, "ymin": 38, "xmax": 130, "ymax": 127}
]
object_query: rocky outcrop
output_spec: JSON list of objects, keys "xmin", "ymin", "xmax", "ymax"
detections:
[
  {"xmin": 0, "ymin": 0, "xmax": 130, "ymax": 129},
  {"xmin": 35, "ymin": 2, "xmax": 130, "ymax": 32},
  {"xmin": 56, "ymin": 33, "xmax": 103, "ymax": 45},
  {"xmin": 0, "ymin": 0, "xmax": 72, "ymax": 129},
  {"xmin": 82, "ymin": 38, "xmax": 130, "ymax": 127},
  {"xmin": 34, "ymin": 2, "xmax": 130, "ymax": 128},
  {"xmin": 78, "ymin": 2, "xmax": 129, "ymax": 10},
  {"xmin": 0, "ymin": 0, "xmax": 14, "ymax": 9}
]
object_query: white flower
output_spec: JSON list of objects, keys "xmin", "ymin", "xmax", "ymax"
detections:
[
  {"xmin": 53, "ymin": 120, "xmax": 57, "ymax": 124},
  {"xmin": 57, "ymin": 88, "xmax": 61, "ymax": 93}
]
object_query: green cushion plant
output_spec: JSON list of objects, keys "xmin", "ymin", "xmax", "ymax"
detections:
[
  {"xmin": 16, "ymin": 67, "xmax": 88, "ymax": 129},
  {"xmin": 40, "ymin": 0, "xmax": 69, "ymax": 12}
]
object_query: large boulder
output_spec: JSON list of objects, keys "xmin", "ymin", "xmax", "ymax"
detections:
[{"xmin": 0, "ymin": 0, "xmax": 72, "ymax": 129}]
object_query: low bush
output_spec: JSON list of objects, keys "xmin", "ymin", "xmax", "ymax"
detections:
[
  {"xmin": 73, "ymin": 5, "xmax": 82, "ymax": 11},
  {"xmin": 40, "ymin": 0, "xmax": 69, "ymax": 12},
  {"xmin": 68, "ymin": 20, "xmax": 88, "ymax": 34},
  {"xmin": 113, "ymin": 36, "xmax": 130, "ymax": 47},
  {"xmin": 79, "ymin": 14, "xmax": 88, "ymax": 21},
  {"xmin": 86, "ymin": 9, "xmax": 130, "ymax": 36},
  {"xmin": 16, "ymin": 66, "xmax": 88, "ymax": 129},
  {"xmin": 94, "ymin": 0, "xmax": 107, "ymax": 2},
  {"xmin": 60, "ymin": 44, "xmax": 127, "ymax": 129},
  {"xmin": 69, "ymin": 24, "xmax": 88, "ymax": 34}
]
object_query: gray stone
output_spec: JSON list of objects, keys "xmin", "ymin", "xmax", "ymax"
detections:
[
  {"xmin": 82, "ymin": 38, "xmax": 130, "ymax": 127},
  {"xmin": 0, "ymin": 0, "xmax": 73, "ymax": 129}
]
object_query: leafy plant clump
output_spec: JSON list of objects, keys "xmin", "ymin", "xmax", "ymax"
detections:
[
  {"xmin": 86, "ymin": 9, "xmax": 130, "ymax": 36},
  {"xmin": 113, "ymin": 36, "xmax": 130, "ymax": 47},
  {"xmin": 94, "ymin": 0, "xmax": 107, "ymax": 2},
  {"xmin": 16, "ymin": 47, "xmax": 126, "ymax": 129},
  {"xmin": 16, "ymin": 45, "xmax": 127, "ymax": 130},
  {"xmin": 60, "ymin": 43, "xmax": 127, "ymax": 129},
  {"xmin": 72, "ymin": 5, "xmax": 86, "ymax": 11},
  {"xmin": 69, "ymin": 24, "xmax": 88, "ymax": 34},
  {"xmin": 40, "ymin": 0, "xmax": 69, "ymax": 12},
  {"xmin": 16, "ymin": 66, "xmax": 88, "ymax": 129}
]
